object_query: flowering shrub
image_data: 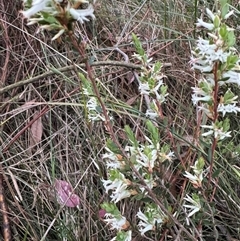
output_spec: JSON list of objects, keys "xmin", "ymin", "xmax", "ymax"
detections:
[
  {"xmin": 190, "ymin": 3, "xmax": 240, "ymax": 141},
  {"xmin": 100, "ymin": 39, "xmax": 173, "ymax": 239},
  {"xmin": 101, "ymin": 1, "xmax": 240, "ymax": 239},
  {"xmin": 19, "ymin": 0, "xmax": 240, "ymax": 240}
]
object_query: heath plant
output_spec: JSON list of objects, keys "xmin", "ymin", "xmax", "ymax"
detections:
[{"xmin": 19, "ymin": 0, "xmax": 240, "ymax": 240}]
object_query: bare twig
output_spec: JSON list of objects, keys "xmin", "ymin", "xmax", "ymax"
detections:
[{"xmin": 0, "ymin": 61, "xmax": 171, "ymax": 95}]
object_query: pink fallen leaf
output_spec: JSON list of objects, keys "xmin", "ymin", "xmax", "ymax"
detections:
[
  {"xmin": 54, "ymin": 179, "xmax": 80, "ymax": 208},
  {"xmin": 98, "ymin": 209, "xmax": 106, "ymax": 219}
]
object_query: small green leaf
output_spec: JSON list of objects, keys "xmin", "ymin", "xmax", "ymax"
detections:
[
  {"xmin": 219, "ymin": 24, "xmax": 227, "ymax": 39},
  {"xmin": 106, "ymin": 139, "xmax": 121, "ymax": 154},
  {"xmin": 196, "ymin": 157, "xmax": 205, "ymax": 170},
  {"xmin": 132, "ymin": 33, "xmax": 145, "ymax": 57},
  {"xmin": 221, "ymin": 3, "xmax": 229, "ymax": 19},
  {"xmin": 153, "ymin": 62, "xmax": 162, "ymax": 74},
  {"xmin": 41, "ymin": 12, "xmax": 59, "ymax": 24},
  {"xmin": 146, "ymin": 120, "xmax": 159, "ymax": 146},
  {"xmin": 226, "ymin": 55, "xmax": 239, "ymax": 70},
  {"xmin": 124, "ymin": 125, "xmax": 138, "ymax": 147},
  {"xmin": 226, "ymin": 31, "xmax": 236, "ymax": 47},
  {"xmin": 213, "ymin": 15, "xmax": 220, "ymax": 28},
  {"xmin": 223, "ymin": 89, "xmax": 237, "ymax": 104}
]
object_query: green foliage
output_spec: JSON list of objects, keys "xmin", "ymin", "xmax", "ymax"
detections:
[
  {"xmin": 146, "ymin": 120, "xmax": 159, "ymax": 147},
  {"xmin": 124, "ymin": 125, "xmax": 138, "ymax": 148},
  {"xmin": 101, "ymin": 202, "xmax": 121, "ymax": 217},
  {"xmin": 220, "ymin": 0, "xmax": 230, "ymax": 18},
  {"xmin": 131, "ymin": 33, "xmax": 145, "ymax": 59}
]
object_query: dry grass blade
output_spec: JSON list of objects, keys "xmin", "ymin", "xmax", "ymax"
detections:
[{"xmin": 29, "ymin": 111, "xmax": 43, "ymax": 147}]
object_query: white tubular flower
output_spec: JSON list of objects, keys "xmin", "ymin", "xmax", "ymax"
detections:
[
  {"xmin": 214, "ymin": 129, "xmax": 231, "ymax": 140},
  {"xmin": 124, "ymin": 231, "xmax": 132, "ymax": 241},
  {"xmin": 201, "ymin": 124, "xmax": 231, "ymax": 140},
  {"xmin": 102, "ymin": 147, "xmax": 124, "ymax": 169},
  {"xmin": 224, "ymin": 10, "xmax": 234, "ymax": 20},
  {"xmin": 51, "ymin": 29, "xmax": 65, "ymax": 41},
  {"xmin": 183, "ymin": 194, "xmax": 201, "ymax": 217},
  {"xmin": 184, "ymin": 158, "xmax": 205, "ymax": 188},
  {"xmin": 152, "ymin": 79, "xmax": 169, "ymax": 102},
  {"xmin": 86, "ymin": 97, "xmax": 98, "ymax": 111},
  {"xmin": 197, "ymin": 105, "xmax": 213, "ymax": 118},
  {"xmin": 26, "ymin": 17, "xmax": 44, "ymax": 25},
  {"xmin": 104, "ymin": 213, "xmax": 128, "ymax": 231},
  {"xmin": 102, "ymin": 174, "xmax": 129, "ymax": 193},
  {"xmin": 137, "ymin": 210, "xmax": 155, "ymax": 235},
  {"xmin": 136, "ymin": 148, "xmax": 158, "ymax": 172},
  {"xmin": 137, "ymin": 205, "xmax": 167, "ymax": 235},
  {"xmin": 192, "ymin": 63, "xmax": 213, "ymax": 72},
  {"xmin": 139, "ymin": 82, "xmax": 150, "ymax": 95},
  {"xmin": 196, "ymin": 19, "xmax": 214, "ymax": 30},
  {"xmin": 21, "ymin": 0, "xmax": 52, "ymax": 18},
  {"xmin": 83, "ymin": 87, "xmax": 90, "ymax": 95},
  {"xmin": 144, "ymin": 176, "xmax": 156, "ymax": 189},
  {"xmin": 184, "ymin": 171, "xmax": 203, "ymax": 188},
  {"xmin": 86, "ymin": 97, "xmax": 107, "ymax": 121},
  {"xmin": 196, "ymin": 38, "xmax": 217, "ymax": 55},
  {"xmin": 154, "ymin": 91, "xmax": 169, "ymax": 103},
  {"xmin": 140, "ymin": 173, "xmax": 157, "ymax": 193},
  {"xmin": 223, "ymin": 71, "xmax": 240, "ymax": 86},
  {"xmin": 159, "ymin": 151, "xmax": 175, "ymax": 162},
  {"xmin": 102, "ymin": 172, "xmax": 132, "ymax": 203},
  {"xmin": 102, "ymin": 179, "xmax": 123, "ymax": 193},
  {"xmin": 218, "ymin": 103, "xmax": 240, "ymax": 117},
  {"xmin": 110, "ymin": 183, "xmax": 132, "ymax": 203},
  {"xmin": 206, "ymin": 8, "xmax": 215, "ymax": 21},
  {"xmin": 69, "ymin": 5, "xmax": 95, "ymax": 23},
  {"xmin": 153, "ymin": 79, "xmax": 163, "ymax": 91},
  {"xmin": 192, "ymin": 86, "xmax": 208, "ymax": 96},
  {"xmin": 192, "ymin": 94, "xmax": 212, "ymax": 106},
  {"xmin": 145, "ymin": 109, "xmax": 158, "ymax": 119},
  {"xmin": 205, "ymin": 49, "xmax": 230, "ymax": 64}
]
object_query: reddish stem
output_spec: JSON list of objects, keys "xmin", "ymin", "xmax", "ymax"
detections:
[{"xmin": 208, "ymin": 62, "xmax": 219, "ymax": 188}]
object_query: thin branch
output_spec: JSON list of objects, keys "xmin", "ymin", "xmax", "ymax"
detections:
[{"xmin": 0, "ymin": 61, "xmax": 171, "ymax": 95}]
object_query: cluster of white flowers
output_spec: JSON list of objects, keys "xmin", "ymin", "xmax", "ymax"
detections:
[
  {"xmin": 201, "ymin": 122, "xmax": 231, "ymax": 140},
  {"xmin": 104, "ymin": 213, "xmax": 128, "ymax": 231},
  {"xmin": 139, "ymin": 70, "xmax": 168, "ymax": 119},
  {"xmin": 183, "ymin": 194, "xmax": 201, "ymax": 224},
  {"xmin": 190, "ymin": 7, "xmax": 240, "ymax": 141},
  {"xmin": 125, "ymin": 142, "xmax": 174, "ymax": 173},
  {"xmin": 21, "ymin": 0, "xmax": 95, "ymax": 40},
  {"xmin": 101, "ymin": 120, "xmax": 174, "ymax": 238},
  {"xmin": 137, "ymin": 204, "xmax": 168, "ymax": 235},
  {"xmin": 132, "ymin": 34, "xmax": 169, "ymax": 119},
  {"xmin": 82, "ymin": 79, "xmax": 113, "ymax": 122},
  {"xmin": 102, "ymin": 170, "xmax": 133, "ymax": 203},
  {"xmin": 183, "ymin": 158, "xmax": 205, "ymax": 221},
  {"xmin": 86, "ymin": 97, "xmax": 108, "ymax": 122},
  {"xmin": 100, "ymin": 202, "xmax": 131, "ymax": 241},
  {"xmin": 184, "ymin": 157, "xmax": 205, "ymax": 188}
]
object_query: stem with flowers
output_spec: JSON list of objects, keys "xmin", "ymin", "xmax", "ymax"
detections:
[{"xmin": 190, "ymin": 0, "xmax": 240, "ymax": 192}]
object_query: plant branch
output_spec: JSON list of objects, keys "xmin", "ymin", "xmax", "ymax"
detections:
[
  {"xmin": 208, "ymin": 62, "xmax": 219, "ymax": 188},
  {"xmin": 0, "ymin": 62, "xmax": 171, "ymax": 95}
]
